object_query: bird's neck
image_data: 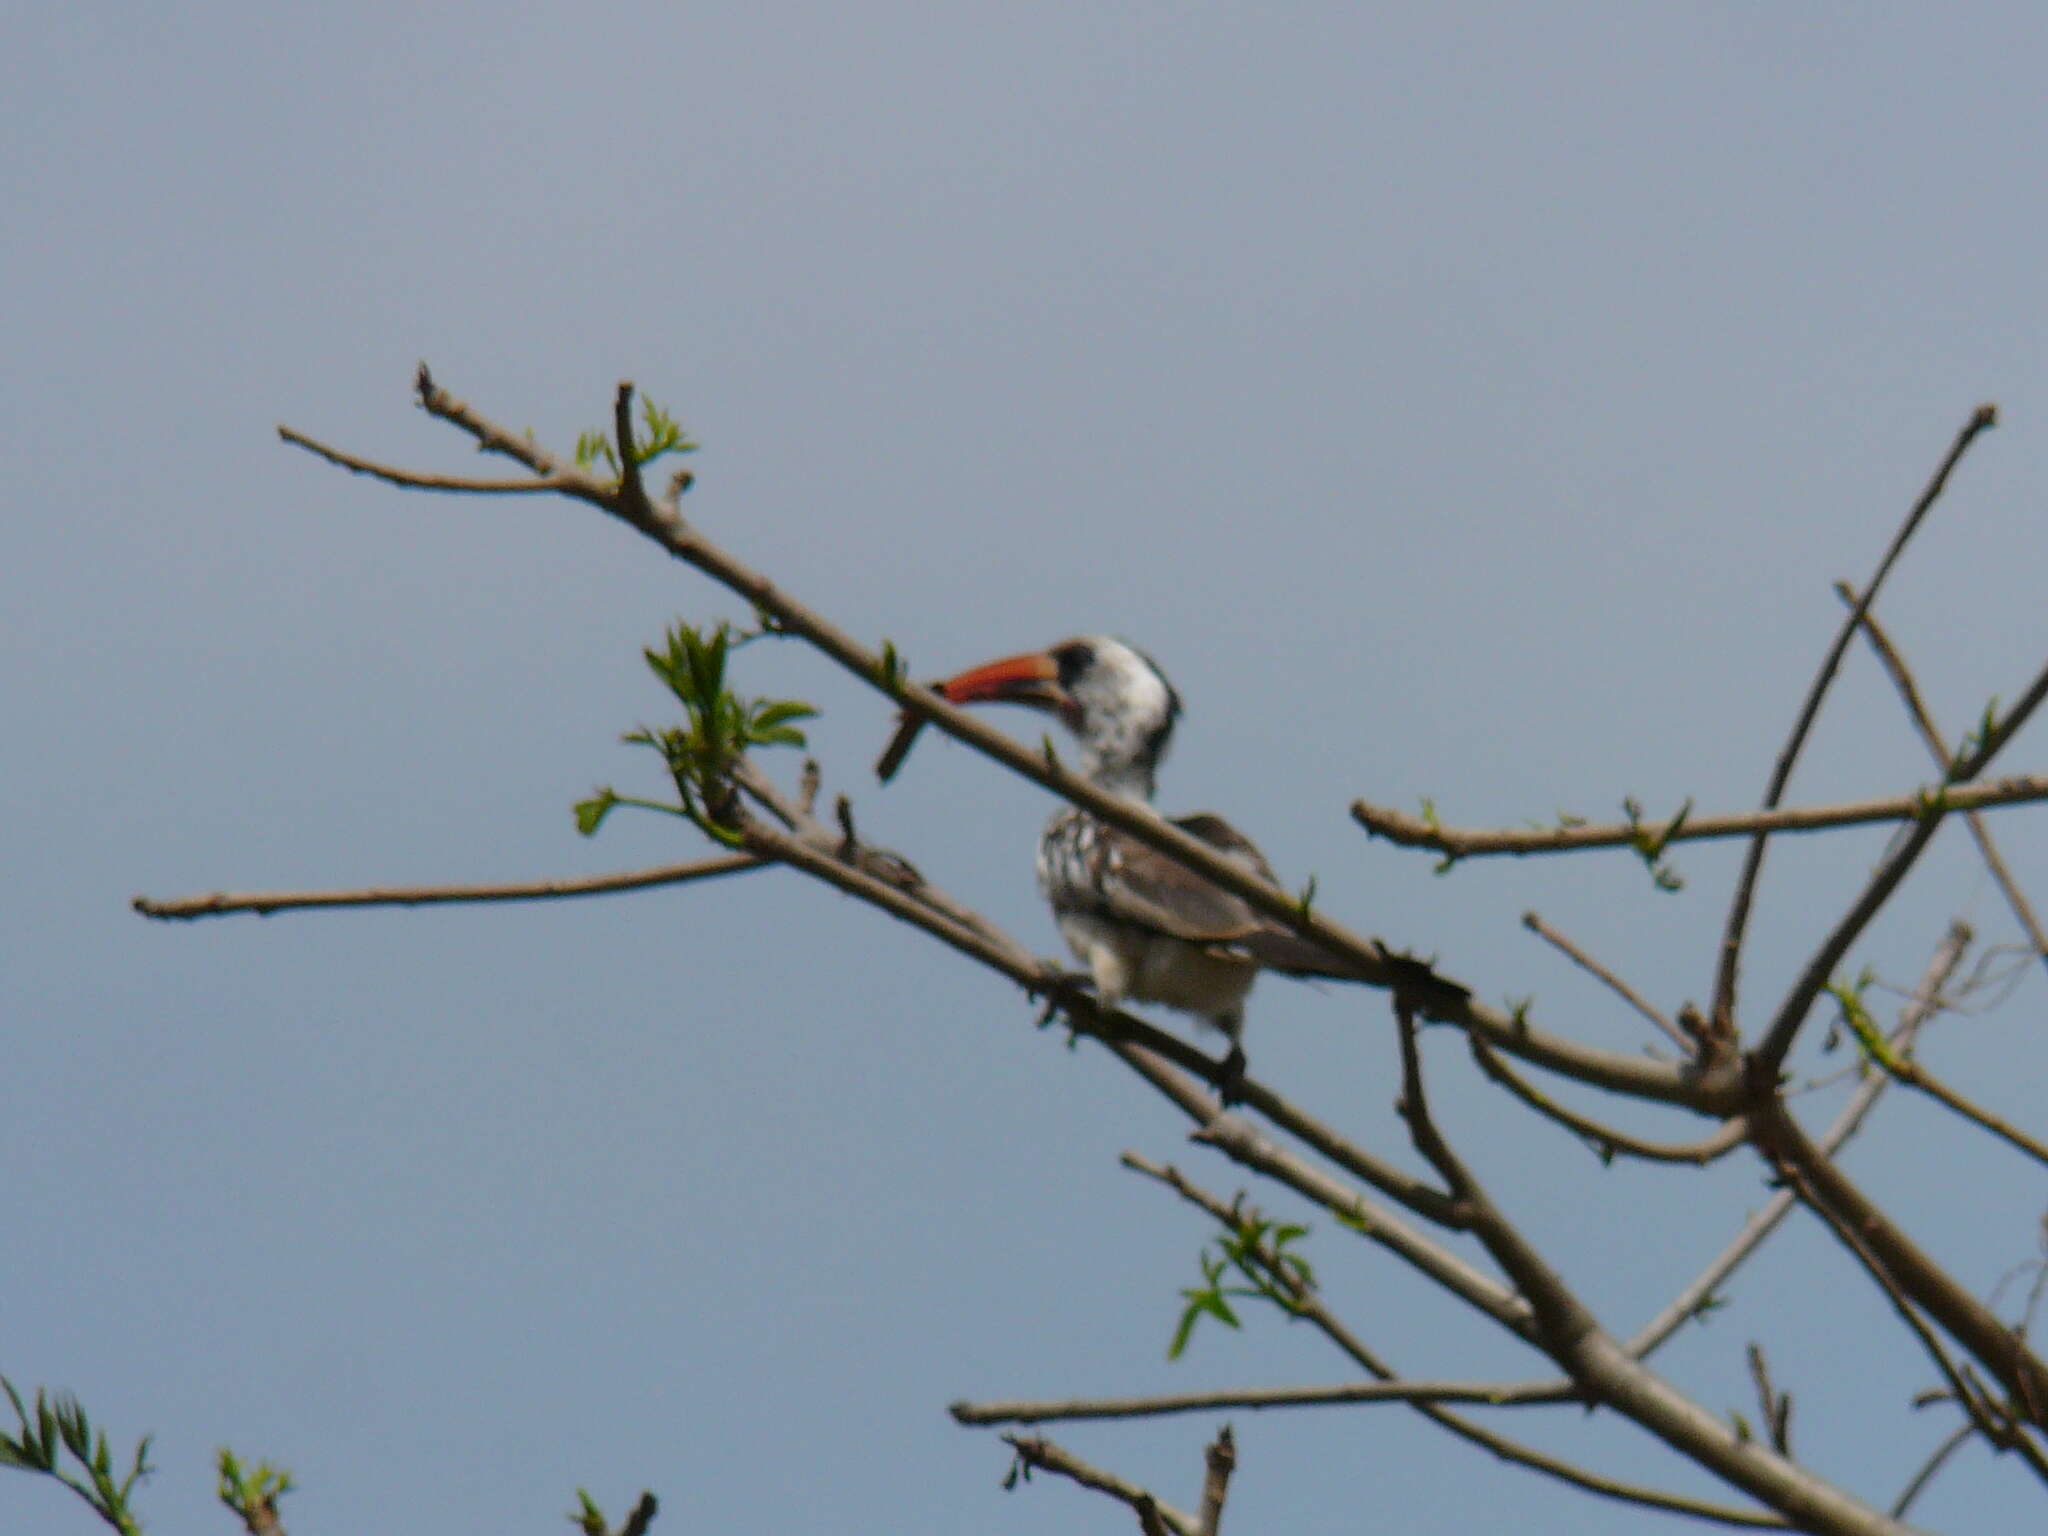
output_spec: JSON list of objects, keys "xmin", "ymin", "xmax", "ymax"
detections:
[{"xmin": 1080, "ymin": 751, "xmax": 1157, "ymax": 803}]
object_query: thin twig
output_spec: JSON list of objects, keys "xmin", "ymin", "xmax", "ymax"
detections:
[
  {"xmin": 277, "ymin": 425, "xmax": 567, "ymax": 493},
  {"xmin": 1890, "ymin": 1421, "xmax": 1974, "ymax": 1519},
  {"xmin": 1351, "ymin": 774, "xmax": 2048, "ymax": 859},
  {"xmin": 133, "ymin": 855, "xmax": 761, "ymax": 919},
  {"xmin": 1747, "ymin": 1342, "xmax": 1793, "ymax": 1455},
  {"xmin": 1861, "ymin": 1045, "xmax": 2048, "ymax": 1170},
  {"xmin": 1468, "ymin": 1037, "xmax": 1746, "ymax": 1166},
  {"xmin": 1522, "ymin": 911, "xmax": 1688, "ymax": 1052},
  {"xmin": 1837, "ymin": 580, "xmax": 2048, "ymax": 975},
  {"xmin": 1712, "ymin": 403, "xmax": 1996, "ymax": 1034},
  {"xmin": 1001, "ymin": 1434, "xmax": 1198, "ymax": 1536},
  {"xmin": 1631, "ymin": 923, "xmax": 1971, "ymax": 1358}
]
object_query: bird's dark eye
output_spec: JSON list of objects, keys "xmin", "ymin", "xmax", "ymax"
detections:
[{"xmin": 1053, "ymin": 641, "xmax": 1095, "ymax": 688}]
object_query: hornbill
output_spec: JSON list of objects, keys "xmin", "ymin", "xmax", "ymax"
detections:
[{"xmin": 885, "ymin": 635, "xmax": 1437, "ymax": 1096}]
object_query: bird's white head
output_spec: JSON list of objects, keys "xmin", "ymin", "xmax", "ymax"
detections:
[{"xmin": 940, "ymin": 634, "xmax": 1181, "ymax": 800}]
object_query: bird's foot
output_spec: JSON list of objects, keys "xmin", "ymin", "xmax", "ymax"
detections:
[
  {"xmin": 1035, "ymin": 971, "xmax": 1099, "ymax": 1031},
  {"xmin": 1217, "ymin": 1044, "xmax": 1248, "ymax": 1107}
]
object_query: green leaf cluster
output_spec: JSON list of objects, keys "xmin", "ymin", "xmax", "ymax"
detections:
[
  {"xmin": 570, "ymin": 1487, "xmax": 660, "ymax": 1536},
  {"xmin": 574, "ymin": 398, "xmax": 699, "ymax": 483},
  {"xmin": 217, "ymin": 1447, "xmax": 294, "ymax": 1528},
  {"xmin": 1621, "ymin": 796, "xmax": 1688, "ymax": 892},
  {"xmin": 1823, "ymin": 969, "xmax": 1890, "ymax": 1068},
  {"xmin": 0, "ymin": 1376, "xmax": 153, "ymax": 1536},
  {"xmin": 1168, "ymin": 1219, "xmax": 1316, "ymax": 1359},
  {"xmin": 575, "ymin": 621, "xmax": 816, "ymax": 847}
]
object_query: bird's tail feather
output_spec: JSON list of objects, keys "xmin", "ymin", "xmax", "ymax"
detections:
[{"xmin": 1239, "ymin": 931, "xmax": 1470, "ymax": 1013}]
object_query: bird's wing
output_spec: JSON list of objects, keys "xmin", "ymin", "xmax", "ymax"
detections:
[
  {"xmin": 1092, "ymin": 813, "xmax": 1473, "ymax": 1005},
  {"xmin": 1076, "ymin": 814, "xmax": 1273, "ymax": 945}
]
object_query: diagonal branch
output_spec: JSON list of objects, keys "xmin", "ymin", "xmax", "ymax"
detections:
[
  {"xmin": 132, "ymin": 855, "xmax": 761, "ymax": 919},
  {"xmin": 278, "ymin": 368, "xmax": 1715, "ymax": 1114},
  {"xmin": 1389, "ymin": 1008, "xmax": 1921, "ymax": 1534},
  {"xmin": 1522, "ymin": 911, "xmax": 1688, "ymax": 1053},
  {"xmin": 1711, "ymin": 403, "xmax": 1996, "ymax": 1035},
  {"xmin": 1853, "ymin": 1033, "xmax": 2048, "ymax": 1170},
  {"xmin": 1468, "ymin": 1038, "xmax": 1746, "ymax": 1166},
  {"xmin": 717, "ymin": 769, "xmax": 1531, "ymax": 1329},
  {"xmin": 1837, "ymin": 580, "xmax": 2048, "ymax": 974}
]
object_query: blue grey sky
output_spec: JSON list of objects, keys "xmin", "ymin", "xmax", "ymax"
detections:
[{"xmin": 8, "ymin": 5, "xmax": 2048, "ymax": 1531}]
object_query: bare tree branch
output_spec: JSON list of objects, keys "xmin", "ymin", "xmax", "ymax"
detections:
[
  {"xmin": 133, "ymin": 856, "xmax": 761, "ymax": 919},
  {"xmin": 952, "ymin": 1377, "xmax": 1581, "ymax": 1426},
  {"xmin": 1352, "ymin": 774, "xmax": 2048, "ymax": 860},
  {"xmin": 1468, "ymin": 1037, "xmax": 1746, "ymax": 1166},
  {"xmin": 1712, "ymin": 402, "xmax": 1997, "ymax": 1034},
  {"xmin": 1837, "ymin": 580, "xmax": 2048, "ymax": 975}
]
